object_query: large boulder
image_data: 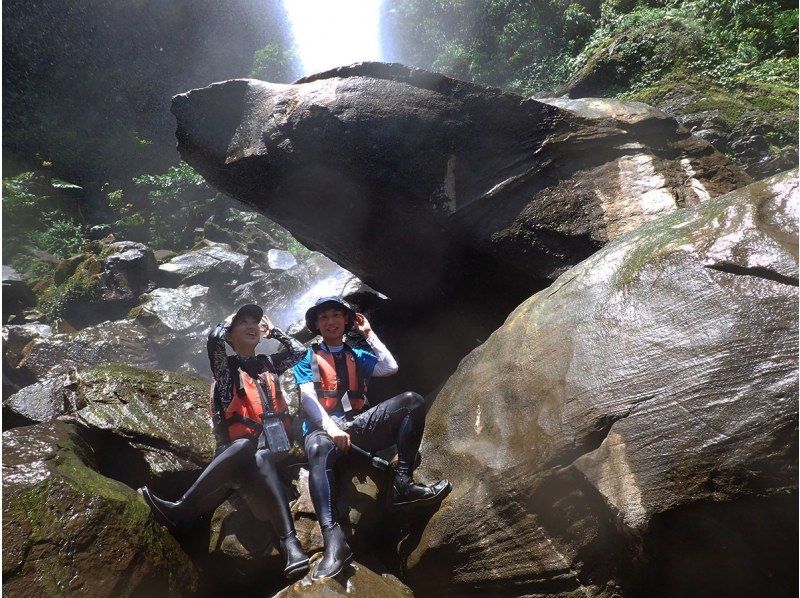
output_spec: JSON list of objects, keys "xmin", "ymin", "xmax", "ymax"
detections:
[
  {"xmin": 133, "ymin": 284, "xmax": 222, "ymax": 374},
  {"xmin": 99, "ymin": 241, "xmax": 158, "ymax": 303},
  {"xmin": 158, "ymin": 241, "xmax": 249, "ymax": 289},
  {"xmin": 172, "ymin": 62, "xmax": 751, "ymax": 394},
  {"xmin": 172, "ymin": 62, "xmax": 749, "ymax": 310},
  {"xmin": 41, "ymin": 244, "xmax": 157, "ymax": 330},
  {"xmin": 405, "ymin": 170, "xmax": 798, "ymax": 596},
  {"xmin": 2, "ymin": 323, "xmax": 52, "ymax": 398},
  {"xmin": 71, "ymin": 364, "xmax": 215, "ymax": 489},
  {"xmin": 3, "ymin": 363, "xmax": 214, "ymax": 492},
  {"xmin": 2, "ymin": 421, "xmax": 198, "ymax": 596},
  {"xmin": 15, "ymin": 319, "xmax": 159, "ymax": 383}
]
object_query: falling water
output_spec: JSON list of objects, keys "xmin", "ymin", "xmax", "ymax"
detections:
[{"xmin": 282, "ymin": 0, "xmax": 385, "ymax": 76}]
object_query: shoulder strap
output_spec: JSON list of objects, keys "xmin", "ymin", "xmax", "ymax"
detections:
[
  {"xmin": 310, "ymin": 345, "xmax": 339, "ymax": 399},
  {"xmin": 343, "ymin": 343, "xmax": 367, "ymax": 393}
]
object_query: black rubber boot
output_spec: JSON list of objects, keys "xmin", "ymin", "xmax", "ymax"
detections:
[
  {"xmin": 280, "ymin": 531, "xmax": 310, "ymax": 579},
  {"xmin": 312, "ymin": 523, "xmax": 353, "ymax": 580},
  {"xmin": 138, "ymin": 486, "xmax": 180, "ymax": 530},
  {"xmin": 390, "ymin": 475, "xmax": 452, "ymax": 510}
]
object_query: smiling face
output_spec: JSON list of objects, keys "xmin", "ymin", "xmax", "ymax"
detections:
[
  {"xmin": 228, "ymin": 314, "xmax": 261, "ymax": 356},
  {"xmin": 316, "ymin": 307, "xmax": 348, "ymax": 344}
]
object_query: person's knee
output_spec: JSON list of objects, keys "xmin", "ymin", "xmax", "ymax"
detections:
[
  {"xmin": 400, "ymin": 391, "xmax": 425, "ymax": 412},
  {"xmin": 306, "ymin": 436, "xmax": 334, "ymax": 464}
]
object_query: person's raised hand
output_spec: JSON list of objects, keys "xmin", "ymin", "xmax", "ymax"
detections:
[
  {"xmin": 353, "ymin": 312, "xmax": 372, "ymax": 337},
  {"xmin": 259, "ymin": 314, "xmax": 274, "ymax": 339}
]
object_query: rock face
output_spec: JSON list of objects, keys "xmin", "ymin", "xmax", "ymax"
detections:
[
  {"xmin": 3, "ymin": 265, "xmax": 36, "ymax": 323},
  {"xmin": 158, "ymin": 241, "xmax": 249, "ymax": 288},
  {"xmin": 172, "ymin": 62, "xmax": 749, "ymax": 311},
  {"xmin": 405, "ymin": 170, "xmax": 798, "ymax": 596},
  {"xmin": 14, "ymin": 319, "xmax": 159, "ymax": 383},
  {"xmin": 133, "ymin": 285, "xmax": 220, "ymax": 374},
  {"xmin": 273, "ymin": 560, "xmax": 413, "ymax": 597},
  {"xmin": 172, "ymin": 62, "xmax": 751, "ymax": 394},
  {"xmin": 2, "ymin": 421, "xmax": 198, "ymax": 596},
  {"xmin": 4, "ymin": 364, "xmax": 214, "ymax": 492}
]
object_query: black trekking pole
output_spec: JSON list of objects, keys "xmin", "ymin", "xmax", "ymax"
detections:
[{"xmin": 348, "ymin": 443, "xmax": 391, "ymax": 471}]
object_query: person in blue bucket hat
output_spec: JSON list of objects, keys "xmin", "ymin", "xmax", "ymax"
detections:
[{"xmin": 291, "ymin": 296, "xmax": 451, "ymax": 580}]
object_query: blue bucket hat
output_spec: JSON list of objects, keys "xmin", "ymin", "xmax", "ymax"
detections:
[{"xmin": 304, "ymin": 296, "xmax": 355, "ymax": 334}]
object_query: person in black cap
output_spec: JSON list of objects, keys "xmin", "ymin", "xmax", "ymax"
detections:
[
  {"xmin": 138, "ymin": 304, "xmax": 310, "ymax": 579},
  {"xmin": 291, "ymin": 296, "xmax": 451, "ymax": 580}
]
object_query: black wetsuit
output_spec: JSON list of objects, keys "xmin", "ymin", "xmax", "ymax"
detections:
[{"xmin": 143, "ymin": 323, "xmax": 305, "ymax": 534}]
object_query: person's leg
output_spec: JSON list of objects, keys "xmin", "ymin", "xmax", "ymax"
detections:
[
  {"xmin": 304, "ymin": 429, "xmax": 352, "ymax": 579},
  {"xmin": 238, "ymin": 449, "xmax": 308, "ymax": 578},
  {"xmin": 345, "ymin": 392, "xmax": 451, "ymax": 508},
  {"xmin": 139, "ymin": 438, "xmax": 254, "ymax": 527},
  {"xmin": 345, "ymin": 391, "xmax": 425, "ymax": 466}
]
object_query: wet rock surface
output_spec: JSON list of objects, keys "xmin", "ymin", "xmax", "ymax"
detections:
[
  {"xmin": 173, "ymin": 63, "xmax": 749, "ymax": 308},
  {"xmin": 99, "ymin": 241, "xmax": 158, "ymax": 304},
  {"xmin": 15, "ymin": 319, "xmax": 159, "ymax": 383},
  {"xmin": 406, "ymin": 170, "xmax": 798, "ymax": 596},
  {"xmin": 273, "ymin": 560, "xmax": 413, "ymax": 597},
  {"xmin": 2, "ymin": 420, "xmax": 198, "ymax": 597},
  {"xmin": 172, "ymin": 62, "xmax": 751, "ymax": 394},
  {"xmin": 158, "ymin": 241, "xmax": 249, "ymax": 288},
  {"xmin": 3, "ymin": 265, "xmax": 36, "ymax": 324},
  {"xmin": 71, "ymin": 364, "xmax": 215, "ymax": 486}
]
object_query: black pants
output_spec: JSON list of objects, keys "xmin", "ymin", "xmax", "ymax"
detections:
[
  {"xmin": 167, "ymin": 437, "xmax": 295, "ymax": 537},
  {"xmin": 304, "ymin": 391, "xmax": 426, "ymax": 529}
]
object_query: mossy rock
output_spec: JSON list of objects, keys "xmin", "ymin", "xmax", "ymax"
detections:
[
  {"xmin": 73, "ymin": 363, "xmax": 216, "ymax": 483},
  {"xmin": 53, "ymin": 253, "xmax": 89, "ymax": 286},
  {"xmin": 2, "ymin": 421, "xmax": 198, "ymax": 597},
  {"xmin": 38, "ymin": 257, "xmax": 104, "ymax": 328}
]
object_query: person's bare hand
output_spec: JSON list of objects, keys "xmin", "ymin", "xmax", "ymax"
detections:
[
  {"xmin": 329, "ymin": 427, "xmax": 351, "ymax": 453},
  {"xmin": 259, "ymin": 315, "xmax": 274, "ymax": 339},
  {"xmin": 353, "ymin": 312, "xmax": 371, "ymax": 337}
]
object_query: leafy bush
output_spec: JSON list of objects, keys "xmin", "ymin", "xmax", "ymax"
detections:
[
  {"xmin": 251, "ymin": 42, "xmax": 295, "ymax": 82},
  {"xmin": 2, "ymin": 171, "xmax": 89, "ymax": 260},
  {"xmin": 28, "ymin": 217, "xmax": 88, "ymax": 259},
  {"xmin": 108, "ymin": 161, "xmax": 212, "ymax": 250}
]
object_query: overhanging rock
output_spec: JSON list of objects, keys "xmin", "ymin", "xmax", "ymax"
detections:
[{"xmin": 172, "ymin": 62, "xmax": 750, "ymax": 312}]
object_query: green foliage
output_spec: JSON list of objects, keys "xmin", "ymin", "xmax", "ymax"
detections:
[
  {"xmin": 251, "ymin": 42, "xmax": 295, "ymax": 82},
  {"xmin": 386, "ymin": 0, "xmax": 599, "ymax": 93},
  {"xmin": 28, "ymin": 217, "xmax": 88, "ymax": 259},
  {"xmin": 38, "ymin": 262, "xmax": 103, "ymax": 321},
  {"xmin": 2, "ymin": 171, "xmax": 89, "ymax": 260},
  {"xmin": 109, "ymin": 162, "xmax": 211, "ymax": 250}
]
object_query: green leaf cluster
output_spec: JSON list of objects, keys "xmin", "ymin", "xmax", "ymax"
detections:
[
  {"xmin": 107, "ymin": 162, "xmax": 212, "ymax": 250},
  {"xmin": 2, "ymin": 171, "xmax": 89, "ymax": 264},
  {"xmin": 251, "ymin": 42, "xmax": 296, "ymax": 82}
]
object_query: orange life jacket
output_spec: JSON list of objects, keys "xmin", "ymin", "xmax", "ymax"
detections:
[
  {"xmin": 310, "ymin": 343, "xmax": 368, "ymax": 414},
  {"xmin": 212, "ymin": 369, "xmax": 290, "ymax": 442}
]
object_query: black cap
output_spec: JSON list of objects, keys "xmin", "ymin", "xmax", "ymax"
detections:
[
  {"xmin": 232, "ymin": 304, "xmax": 263, "ymax": 325},
  {"xmin": 304, "ymin": 296, "xmax": 355, "ymax": 334}
]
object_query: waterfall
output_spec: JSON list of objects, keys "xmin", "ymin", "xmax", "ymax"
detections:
[{"xmin": 282, "ymin": 0, "xmax": 385, "ymax": 76}]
